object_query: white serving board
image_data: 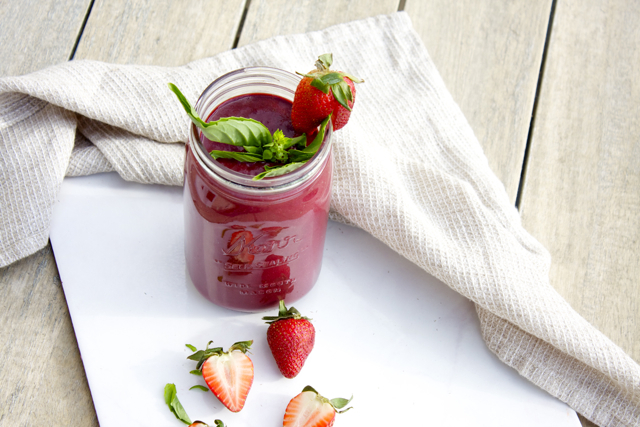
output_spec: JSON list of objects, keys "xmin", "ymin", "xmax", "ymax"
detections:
[{"xmin": 50, "ymin": 172, "xmax": 580, "ymax": 427}]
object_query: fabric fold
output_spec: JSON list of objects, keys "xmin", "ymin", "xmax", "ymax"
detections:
[{"xmin": 1, "ymin": 11, "xmax": 637, "ymax": 426}]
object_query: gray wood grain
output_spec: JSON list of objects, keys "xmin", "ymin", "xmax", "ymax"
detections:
[
  {"xmin": 0, "ymin": 246, "xmax": 99, "ymax": 426},
  {"xmin": 0, "ymin": 0, "xmax": 92, "ymax": 77},
  {"xmin": 0, "ymin": 1, "xmax": 98, "ymax": 425},
  {"xmin": 237, "ymin": 0, "xmax": 400, "ymax": 46},
  {"xmin": 74, "ymin": 0, "xmax": 246, "ymax": 65},
  {"xmin": 405, "ymin": 0, "xmax": 553, "ymax": 204},
  {"xmin": 520, "ymin": 0, "xmax": 640, "ymax": 380}
]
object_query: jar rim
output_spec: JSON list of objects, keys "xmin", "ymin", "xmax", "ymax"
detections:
[{"xmin": 190, "ymin": 66, "xmax": 333, "ymax": 195}]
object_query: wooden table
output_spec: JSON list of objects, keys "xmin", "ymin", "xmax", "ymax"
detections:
[{"xmin": 1, "ymin": 1, "xmax": 637, "ymax": 426}]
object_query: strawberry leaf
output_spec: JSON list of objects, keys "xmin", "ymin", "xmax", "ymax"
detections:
[
  {"xmin": 185, "ymin": 344, "xmax": 197, "ymax": 352},
  {"xmin": 310, "ymin": 78, "xmax": 330, "ymax": 94},
  {"xmin": 190, "ymin": 385, "xmax": 210, "ymax": 392},
  {"xmin": 331, "ymin": 82, "xmax": 353, "ymax": 111},
  {"xmin": 343, "ymin": 72, "xmax": 364, "ymax": 84},
  {"xmin": 320, "ymin": 72, "xmax": 345, "ymax": 85},
  {"xmin": 164, "ymin": 383, "xmax": 193, "ymax": 425},
  {"xmin": 302, "ymin": 385, "xmax": 319, "ymax": 394},
  {"xmin": 190, "ymin": 369, "xmax": 202, "ymax": 376},
  {"xmin": 316, "ymin": 53, "xmax": 333, "ymax": 70},
  {"xmin": 214, "ymin": 420, "xmax": 226, "ymax": 427},
  {"xmin": 229, "ymin": 340, "xmax": 253, "ymax": 353}
]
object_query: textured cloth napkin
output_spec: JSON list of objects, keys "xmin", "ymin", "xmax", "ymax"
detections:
[{"xmin": 1, "ymin": 12, "xmax": 638, "ymax": 427}]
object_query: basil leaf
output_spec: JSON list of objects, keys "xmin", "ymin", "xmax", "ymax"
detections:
[
  {"xmin": 200, "ymin": 117, "xmax": 272, "ymax": 147},
  {"xmin": 164, "ymin": 383, "xmax": 192, "ymax": 425},
  {"xmin": 168, "ymin": 83, "xmax": 208, "ymax": 129},
  {"xmin": 287, "ymin": 150, "xmax": 314, "ymax": 163},
  {"xmin": 243, "ymin": 145, "xmax": 263, "ymax": 154},
  {"xmin": 284, "ymin": 134, "xmax": 307, "ymax": 150},
  {"xmin": 253, "ymin": 162, "xmax": 307, "ymax": 180},
  {"xmin": 210, "ymin": 150, "xmax": 263, "ymax": 162},
  {"xmin": 300, "ymin": 115, "xmax": 331, "ymax": 154},
  {"xmin": 168, "ymin": 83, "xmax": 272, "ymax": 147}
]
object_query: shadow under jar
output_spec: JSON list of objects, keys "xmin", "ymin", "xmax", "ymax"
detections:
[{"xmin": 184, "ymin": 67, "xmax": 333, "ymax": 312}]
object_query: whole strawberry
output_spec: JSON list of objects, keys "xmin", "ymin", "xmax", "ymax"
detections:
[
  {"xmin": 291, "ymin": 53, "xmax": 363, "ymax": 134},
  {"xmin": 263, "ymin": 300, "xmax": 315, "ymax": 378},
  {"xmin": 283, "ymin": 385, "xmax": 352, "ymax": 427}
]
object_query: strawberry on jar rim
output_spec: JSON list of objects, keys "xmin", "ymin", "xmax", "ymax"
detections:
[
  {"xmin": 291, "ymin": 53, "xmax": 364, "ymax": 134},
  {"xmin": 263, "ymin": 300, "xmax": 315, "ymax": 379},
  {"xmin": 283, "ymin": 385, "xmax": 353, "ymax": 427}
]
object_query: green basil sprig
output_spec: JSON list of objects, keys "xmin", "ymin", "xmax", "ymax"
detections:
[{"xmin": 169, "ymin": 83, "xmax": 330, "ymax": 180}]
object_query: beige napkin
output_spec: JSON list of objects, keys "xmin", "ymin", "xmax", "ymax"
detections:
[{"xmin": 0, "ymin": 12, "xmax": 637, "ymax": 426}]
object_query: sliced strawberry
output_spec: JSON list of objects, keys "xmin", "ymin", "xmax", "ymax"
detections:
[
  {"xmin": 283, "ymin": 386, "xmax": 352, "ymax": 427},
  {"xmin": 188, "ymin": 341, "xmax": 254, "ymax": 412}
]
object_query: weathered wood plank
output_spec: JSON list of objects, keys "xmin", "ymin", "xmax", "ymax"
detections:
[
  {"xmin": 405, "ymin": 0, "xmax": 553, "ymax": 204},
  {"xmin": 74, "ymin": 0, "xmax": 246, "ymax": 65},
  {"xmin": 0, "ymin": 0, "xmax": 92, "ymax": 77},
  {"xmin": 520, "ymin": 0, "xmax": 640, "ymax": 379},
  {"xmin": 237, "ymin": 0, "xmax": 400, "ymax": 46},
  {"xmin": 0, "ymin": 246, "xmax": 99, "ymax": 426},
  {"xmin": 0, "ymin": 1, "xmax": 98, "ymax": 425}
]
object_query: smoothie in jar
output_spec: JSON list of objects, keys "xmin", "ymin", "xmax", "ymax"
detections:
[{"xmin": 180, "ymin": 67, "xmax": 333, "ymax": 312}]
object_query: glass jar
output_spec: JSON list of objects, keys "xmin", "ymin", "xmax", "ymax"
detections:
[{"xmin": 183, "ymin": 67, "xmax": 333, "ymax": 312}]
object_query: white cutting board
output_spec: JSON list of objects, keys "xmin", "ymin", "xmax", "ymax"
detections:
[{"xmin": 50, "ymin": 172, "xmax": 580, "ymax": 427}]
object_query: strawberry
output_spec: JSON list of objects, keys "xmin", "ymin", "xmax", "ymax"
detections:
[
  {"xmin": 263, "ymin": 300, "xmax": 315, "ymax": 378},
  {"xmin": 190, "ymin": 421, "xmax": 225, "ymax": 427},
  {"xmin": 187, "ymin": 341, "xmax": 254, "ymax": 412},
  {"xmin": 283, "ymin": 386, "xmax": 352, "ymax": 427},
  {"xmin": 291, "ymin": 53, "xmax": 363, "ymax": 134}
]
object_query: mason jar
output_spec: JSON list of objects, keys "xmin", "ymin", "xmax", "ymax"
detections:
[{"xmin": 183, "ymin": 67, "xmax": 333, "ymax": 312}]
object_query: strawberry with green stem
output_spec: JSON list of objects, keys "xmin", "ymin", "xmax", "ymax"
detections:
[
  {"xmin": 283, "ymin": 385, "xmax": 353, "ymax": 427},
  {"xmin": 163, "ymin": 383, "xmax": 226, "ymax": 427},
  {"xmin": 263, "ymin": 300, "xmax": 315, "ymax": 378},
  {"xmin": 291, "ymin": 53, "xmax": 364, "ymax": 134},
  {"xmin": 186, "ymin": 341, "xmax": 254, "ymax": 412}
]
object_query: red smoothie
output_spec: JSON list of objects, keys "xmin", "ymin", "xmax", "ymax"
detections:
[{"xmin": 184, "ymin": 86, "xmax": 333, "ymax": 312}]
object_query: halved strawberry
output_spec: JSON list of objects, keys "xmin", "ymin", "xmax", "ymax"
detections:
[
  {"xmin": 187, "ymin": 341, "xmax": 254, "ymax": 412},
  {"xmin": 283, "ymin": 386, "xmax": 352, "ymax": 427}
]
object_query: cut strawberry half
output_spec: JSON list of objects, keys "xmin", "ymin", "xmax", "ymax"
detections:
[
  {"xmin": 187, "ymin": 341, "xmax": 254, "ymax": 412},
  {"xmin": 283, "ymin": 386, "xmax": 352, "ymax": 427}
]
